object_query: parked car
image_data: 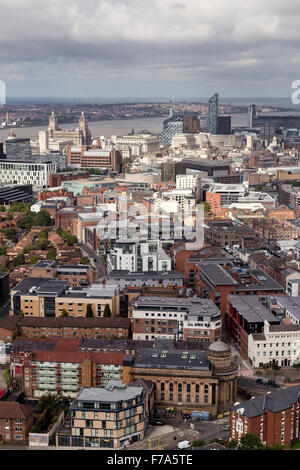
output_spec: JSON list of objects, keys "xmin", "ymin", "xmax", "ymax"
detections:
[
  {"xmin": 183, "ymin": 414, "xmax": 191, "ymax": 420},
  {"xmin": 238, "ymin": 388, "xmax": 252, "ymax": 399},
  {"xmin": 256, "ymin": 378, "xmax": 267, "ymax": 385},
  {"xmin": 149, "ymin": 420, "xmax": 166, "ymax": 426},
  {"xmin": 223, "ymin": 424, "xmax": 230, "ymax": 431},
  {"xmin": 268, "ymin": 379, "xmax": 280, "ymax": 388}
]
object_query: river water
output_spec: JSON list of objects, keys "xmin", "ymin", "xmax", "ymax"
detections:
[{"xmin": 1, "ymin": 111, "xmax": 300, "ymax": 143}]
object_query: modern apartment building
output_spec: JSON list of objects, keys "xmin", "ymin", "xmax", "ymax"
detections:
[
  {"xmin": 56, "ymin": 380, "xmax": 149, "ymax": 448},
  {"xmin": 10, "ymin": 278, "xmax": 120, "ymax": 318},
  {"xmin": 107, "ymin": 240, "xmax": 171, "ymax": 273},
  {"xmin": 132, "ymin": 296, "xmax": 222, "ymax": 342}
]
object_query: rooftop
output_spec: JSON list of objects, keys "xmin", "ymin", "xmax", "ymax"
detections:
[
  {"xmin": 133, "ymin": 348, "xmax": 210, "ymax": 371},
  {"xmin": 75, "ymin": 382, "xmax": 144, "ymax": 403},
  {"xmin": 232, "ymin": 385, "xmax": 300, "ymax": 417}
]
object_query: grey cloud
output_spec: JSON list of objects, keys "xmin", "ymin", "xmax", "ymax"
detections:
[{"xmin": 1, "ymin": 0, "xmax": 300, "ymax": 97}]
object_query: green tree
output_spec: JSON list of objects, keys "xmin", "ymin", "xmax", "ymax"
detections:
[
  {"xmin": 192, "ymin": 439, "xmax": 206, "ymax": 447},
  {"xmin": 86, "ymin": 304, "xmax": 93, "ymax": 318},
  {"xmin": 4, "ymin": 227, "xmax": 17, "ymax": 239},
  {"xmin": 0, "ymin": 246, "xmax": 7, "ymax": 256},
  {"xmin": 2, "ymin": 370, "xmax": 11, "ymax": 388},
  {"xmin": 30, "ymin": 256, "xmax": 41, "ymax": 265},
  {"xmin": 81, "ymin": 257, "xmax": 91, "ymax": 265},
  {"xmin": 11, "ymin": 253, "xmax": 25, "ymax": 267},
  {"xmin": 19, "ymin": 310, "xmax": 24, "ymax": 318},
  {"xmin": 262, "ymin": 363, "xmax": 271, "ymax": 375},
  {"xmin": 103, "ymin": 304, "xmax": 111, "ymax": 317},
  {"xmin": 46, "ymin": 248, "xmax": 57, "ymax": 260},
  {"xmin": 61, "ymin": 309, "xmax": 68, "ymax": 317},
  {"xmin": 37, "ymin": 393, "xmax": 60, "ymax": 413},
  {"xmin": 239, "ymin": 433, "xmax": 264, "ymax": 450},
  {"xmin": 227, "ymin": 439, "xmax": 239, "ymax": 449}
]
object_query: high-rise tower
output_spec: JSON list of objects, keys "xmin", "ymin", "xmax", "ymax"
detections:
[{"xmin": 208, "ymin": 93, "xmax": 219, "ymax": 134}]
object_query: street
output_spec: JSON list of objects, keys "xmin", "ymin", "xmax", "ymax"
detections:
[{"xmin": 79, "ymin": 244, "xmax": 105, "ymax": 278}]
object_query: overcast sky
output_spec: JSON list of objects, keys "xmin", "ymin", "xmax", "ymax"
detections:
[{"xmin": 1, "ymin": 0, "xmax": 300, "ymax": 99}]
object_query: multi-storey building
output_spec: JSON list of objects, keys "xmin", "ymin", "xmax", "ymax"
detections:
[
  {"xmin": 48, "ymin": 111, "xmax": 92, "ymax": 146},
  {"xmin": 194, "ymin": 260, "xmax": 284, "ymax": 320},
  {"xmin": 104, "ymin": 269, "xmax": 184, "ymax": 290},
  {"xmin": 10, "ymin": 278, "xmax": 120, "ymax": 318},
  {"xmin": 112, "ymin": 134, "xmax": 160, "ymax": 155},
  {"xmin": 67, "ymin": 144, "xmax": 122, "ymax": 171},
  {"xmin": 132, "ymin": 296, "xmax": 221, "ymax": 342},
  {"xmin": 17, "ymin": 316, "xmax": 131, "ymax": 341},
  {"xmin": 208, "ymin": 93, "xmax": 219, "ymax": 135},
  {"xmin": 20, "ymin": 345, "xmax": 130, "ymax": 398},
  {"xmin": 30, "ymin": 261, "xmax": 98, "ymax": 287},
  {"xmin": 107, "ymin": 240, "xmax": 171, "ymax": 273},
  {"xmin": 226, "ymin": 295, "xmax": 280, "ymax": 360},
  {"xmin": 56, "ymin": 380, "xmax": 149, "ymax": 448},
  {"xmin": 5, "ymin": 135, "xmax": 32, "ymax": 161},
  {"xmin": 0, "ymin": 402, "xmax": 33, "ymax": 444},
  {"xmin": 160, "ymin": 110, "xmax": 184, "ymax": 147},
  {"xmin": 0, "ymin": 161, "xmax": 56, "ymax": 189},
  {"xmin": 230, "ymin": 385, "xmax": 300, "ymax": 449},
  {"xmin": 248, "ymin": 321, "xmax": 300, "ymax": 368}
]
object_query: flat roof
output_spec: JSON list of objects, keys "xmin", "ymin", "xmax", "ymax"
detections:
[
  {"xmin": 76, "ymin": 384, "xmax": 144, "ymax": 403},
  {"xmin": 227, "ymin": 295, "xmax": 278, "ymax": 324}
]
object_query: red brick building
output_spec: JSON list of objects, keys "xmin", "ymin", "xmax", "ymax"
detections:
[
  {"xmin": 0, "ymin": 402, "xmax": 33, "ymax": 444},
  {"xmin": 230, "ymin": 385, "xmax": 300, "ymax": 448}
]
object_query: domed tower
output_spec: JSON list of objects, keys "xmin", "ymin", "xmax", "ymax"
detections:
[
  {"xmin": 207, "ymin": 340, "xmax": 239, "ymax": 412},
  {"xmin": 207, "ymin": 340, "xmax": 232, "ymax": 370}
]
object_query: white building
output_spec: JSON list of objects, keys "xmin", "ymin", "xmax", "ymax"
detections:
[
  {"xmin": 157, "ymin": 188, "xmax": 196, "ymax": 212},
  {"xmin": 0, "ymin": 161, "xmax": 56, "ymax": 189},
  {"xmin": 39, "ymin": 131, "xmax": 49, "ymax": 154},
  {"xmin": 176, "ymin": 173, "xmax": 199, "ymax": 190},
  {"xmin": 171, "ymin": 133, "xmax": 196, "ymax": 149},
  {"xmin": 112, "ymin": 134, "xmax": 160, "ymax": 156},
  {"xmin": 248, "ymin": 320, "xmax": 300, "ymax": 367},
  {"xmin": 107, "ymin": 239, "xmax": 171, "ymax": 273}
]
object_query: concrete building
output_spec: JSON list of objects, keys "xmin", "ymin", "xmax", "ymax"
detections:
[{"xmin": 0, "ymin": 160, "xmax": 56, "ymax": 189}]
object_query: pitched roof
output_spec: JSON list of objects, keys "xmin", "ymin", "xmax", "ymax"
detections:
[
  {"xmin": 232, "ymin": 385, "xmax": 300, "ymax": 417},
  {"xmin": 0, "ymin": 402, "xmax": 33, "ymax": 420}
]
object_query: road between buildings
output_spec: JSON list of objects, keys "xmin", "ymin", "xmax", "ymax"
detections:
[{"xmin": 79, "ymin": 244, "xmax": 105, "ymax": 278}]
